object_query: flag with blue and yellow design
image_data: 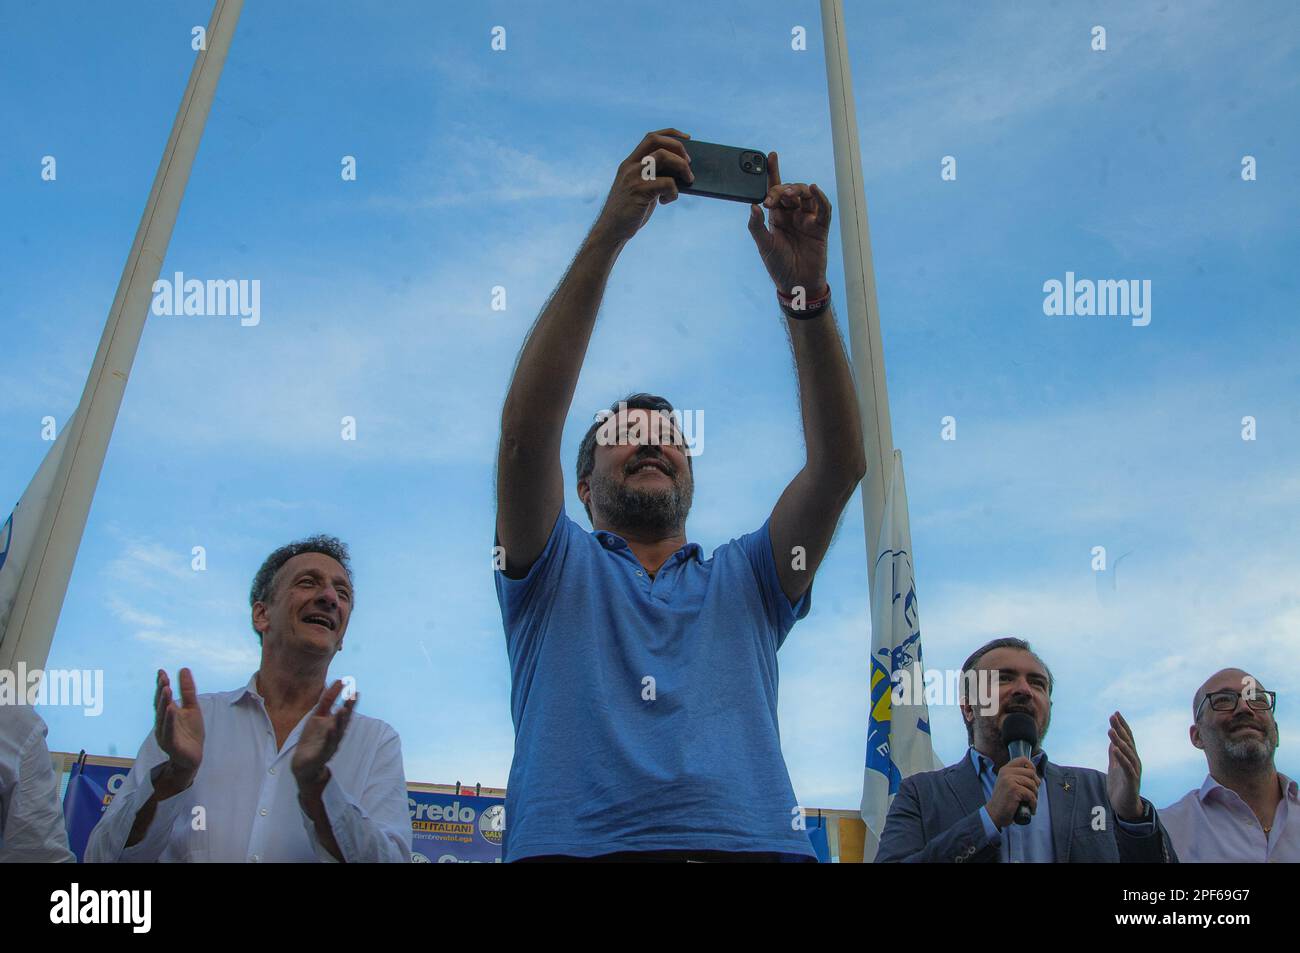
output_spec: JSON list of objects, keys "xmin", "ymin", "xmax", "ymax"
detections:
[{"xmin": 860, "ymin": 450, "xmax": 942, "ymax": 860}]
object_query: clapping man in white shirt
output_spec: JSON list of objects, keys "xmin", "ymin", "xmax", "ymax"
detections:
[
  {"xmin": 87, "ymin": 536, "xmax": 411, "ymax": 863},
  {"xmin": 1161, "ymin": 668, "xmax": 1298, "ymax": 862}
]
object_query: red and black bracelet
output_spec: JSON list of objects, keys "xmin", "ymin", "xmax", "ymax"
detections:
[{"xmin": 777, "ymin": 284, "xmax": 831, "ymax": 319}]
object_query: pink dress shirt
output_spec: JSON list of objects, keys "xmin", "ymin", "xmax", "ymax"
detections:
[{"xmin": 1161, "ymin": 772, "xmax": 1298, "ymax": 862}]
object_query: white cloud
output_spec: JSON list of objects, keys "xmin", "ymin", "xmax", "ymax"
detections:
[
  {"xmin": 133, "ymin": 629, "xmax": 259, "ymax": 676},
  {"xmin": 367, "ymin": 135, "xmax": 607, "ymax": 210},
  {"xmin": 108, "ymin": 596, "xmax": 165, "ymax": 630},
  {"xmin": 98, "ymin": 535, "xmax": 262, "ymax": 680},
  {"xmin": 106, "ymin": 539, "xmax": 197, "ymax": 588}
]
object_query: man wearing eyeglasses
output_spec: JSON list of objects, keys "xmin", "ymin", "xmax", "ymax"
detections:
[{"xmin": 1160, "ymin": 669, "xmax": 1298, "ymax": 862}]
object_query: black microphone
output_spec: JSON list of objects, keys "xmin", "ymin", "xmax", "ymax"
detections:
[{"xmin": 1000, "ymin": 712, "xmax": 1039, "ymax": 826}]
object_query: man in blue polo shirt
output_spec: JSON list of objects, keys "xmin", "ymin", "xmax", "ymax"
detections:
[{"xmin": 494, "ymin": 129, "xmax": 866, "ymax": 861}]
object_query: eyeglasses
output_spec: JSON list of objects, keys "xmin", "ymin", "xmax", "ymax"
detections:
[{"xmin": 1195, "ymin": 689, "xmax": 1277, "ymax": 720}]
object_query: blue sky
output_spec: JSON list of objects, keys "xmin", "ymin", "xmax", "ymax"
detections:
[{"xmin": 2, "ymin": 0, "xmax": 1298, "ymax": 812}]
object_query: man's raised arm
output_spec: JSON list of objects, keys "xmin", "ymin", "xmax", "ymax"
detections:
[
  {"xmin": 748, "ymin": 153, "xmax": 867, "ymax": 603},
  {"xmin": 496, "ymin": 129, "xmax": 692, "ymax": 575}
]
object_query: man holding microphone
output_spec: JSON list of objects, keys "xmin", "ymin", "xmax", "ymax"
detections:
[{"xmin": 876, "ymin": 637, "xmax": 1176, "ymax": 862}]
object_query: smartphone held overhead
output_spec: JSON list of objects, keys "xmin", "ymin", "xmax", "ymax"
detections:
[{"xmin": 667, "ymin": 135, "xmax": 769, "ymax": 204}]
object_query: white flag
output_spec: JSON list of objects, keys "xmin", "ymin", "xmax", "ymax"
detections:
[
  {"xmin": 0, "ymin": 414, "xmax": 77, "ymax": 646},
  {"xmin": 0, "ymin": 0, "xmax": 243, "ymax": 671},
  {"xmin": 860, "ymin": 449, "xmax": 941, "ymax": 861}
]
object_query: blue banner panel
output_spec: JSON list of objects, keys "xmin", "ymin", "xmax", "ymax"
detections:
[
  {"xmin": 805, "ymin": 813, "xmax": 831, "ymax": 863},
  {"xmin": 62, "ymin": 761, "xmax": 130, "ymax": 863},
  {"xmin": 408, "ymin": 790, "xmax": 505, "ymax": 863}
]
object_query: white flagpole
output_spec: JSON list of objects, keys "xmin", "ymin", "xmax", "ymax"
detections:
[
  {"xmin": 0, "ymin": 0, "xmax": 244, "ymax": 671},
  {"xmin": 822, "ymin": 0, "xmax": 934, "ymax": 863},
  {"xmin": 819, "ymin": 0, "xmax": 896, "ymax": 598}
]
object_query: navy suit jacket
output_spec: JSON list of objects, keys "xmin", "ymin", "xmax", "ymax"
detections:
[{"xmin": 875, "ymin": 754, "xmax": 1178, "ymax": 863}]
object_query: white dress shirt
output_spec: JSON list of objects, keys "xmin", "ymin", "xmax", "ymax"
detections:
[
  {"xmin": 0, "ymin": 706, "xmax": 76, "ymax": 862},
  {"xmin": 1161, "ymin": 772, "xmax": 1299, "ymax": 863},
  {"xmin": 86, "ymin": 675, "xmax": 412, "ymax": 863}
]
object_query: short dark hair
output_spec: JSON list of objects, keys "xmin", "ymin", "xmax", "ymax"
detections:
[
  {"xmin": 249, "ymin": 535, "xmax": 353, "ymax": 641},
  {"xmin": 959, "ymin": 637, "xmax": 1054, "ymax": 743},
  {"xmin": 575, "ymin": 393, "xmax": 694, "ymax": 522}
]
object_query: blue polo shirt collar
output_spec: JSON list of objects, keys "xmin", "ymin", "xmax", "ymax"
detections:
[{"xmin": 593, "ymin": 530, "xmax": 704, "ymax": 565}]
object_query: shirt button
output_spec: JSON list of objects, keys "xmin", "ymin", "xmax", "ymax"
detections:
[
  {"xmin": 636, "ymin": 570, "xmax": 644, "ymax": 576},
  {"xmin": 260, "ymin": 809, "xmax": 268, "ymax": 816},
  {"xmin": 269, "ymin": 767, "xmax": 276, "ymax": 775},
  {"xmin": 250, "ymin": 855, "xmax": 261, "ymax": 863}
]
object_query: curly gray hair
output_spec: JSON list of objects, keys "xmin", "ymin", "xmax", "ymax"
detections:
[{"xmin": 248, "ymin": 535, "xmax": 352, "ymax": 640}]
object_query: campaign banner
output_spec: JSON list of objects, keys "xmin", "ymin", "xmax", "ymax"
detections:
[
  {"xmin": 408, "ymin": 790, "xmax": 505, "ymax": 863},
  {"xmin": 64, "ymin": 762, "xmax": 830, "ymax": 863},
  {"xmin": 62, "ymin": 759, "xmax": 130, "ymax": 863}
]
